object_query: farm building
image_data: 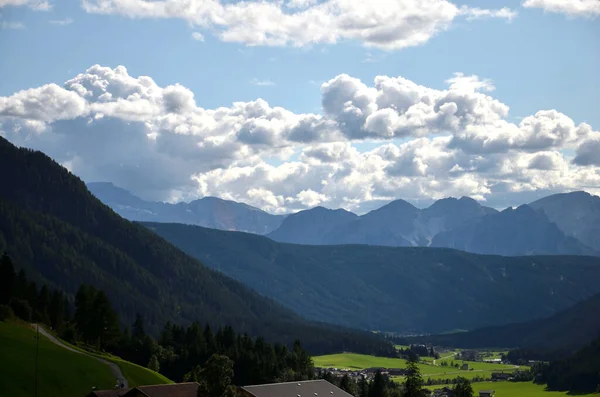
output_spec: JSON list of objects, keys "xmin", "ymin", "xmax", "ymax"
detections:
[
  {"xmin": 479, "ymin": 390, "xmax": 495, "ymax": 397},
  {"xmin": 241, "ymin": 380, "xmax": 354, "ymax": 397},
  {"xmin": 460, "ymin": 363, "xmax": 469, "ymax": 370},
  {"xmin": 491, "ymin": 372, "xmax": 512, "ymax": 381}
]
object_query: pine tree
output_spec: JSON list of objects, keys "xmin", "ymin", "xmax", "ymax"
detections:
[
  {"xmin": 358, "ymin": 376, "xmax": 370, "ymax": 397},
  {"xmin": 403, "ymin": 355, "xmax": 424, "ymax": 397},
  {"xmin": 0, "ymin": 253, "xmax": 15, "ymax": 304},
  {"xmin": 368, "ymin": 371, "xmax": 387, "ymax": 397},
  {"xmin": 92, "ymin": 289, "xmax": 121, "ymax": 350},
  {"xmin": 75, "ymin": 284, "xmax": 95, "ymax": 343},
  {"xmin": 132, "ymin": 313, "xmax": 145, "ymax": 340},
  {"xmin": 340, "ymin": 374, "xmax": 357, "ymax": 396}
]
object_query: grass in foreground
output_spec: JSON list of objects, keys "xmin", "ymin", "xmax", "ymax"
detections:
[
  {"xmin": 58, "ymin": 332, "xmax": 172, "ymax": 387},
  {"xmin": 0, "ymin": 321, "xmax": 115, "ymax": 397}
]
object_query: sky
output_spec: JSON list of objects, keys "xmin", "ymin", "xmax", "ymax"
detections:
[{"xmin": 0, "ymin": 0, "xmax": 599, "ymax": 214}]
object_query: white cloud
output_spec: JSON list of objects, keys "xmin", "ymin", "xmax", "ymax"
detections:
[
  {"xmin": 81, "ymin": 0, "xmax": 516, "ymax": 50},
  {"xmin": 522, "ymin": 0, "xmax": 600, "ymax": 17},
  {"xmin": 191, "ymin": 31, "xmax": 204, "ymax": 41},
  {"xmin": 460, "ymin": 6, "xmax": 517, "ymax": 21},
  {"xmin": 49, "ymin": 18, "xmax": 73, "ymax": 25},
  {"xmin": 249, "ymin": 78, "xmax": 275, "ymax": 87},
  {"xmin": 1, "ymin": 64, "xmax": 599, "ymax": 213},
  {"xmin": 0, "ymin": 20, "xmax": 24, "ymax": 29},
  {"xmin": 0, "ymin": 0, "xmax": 50, "ymax": 10}
]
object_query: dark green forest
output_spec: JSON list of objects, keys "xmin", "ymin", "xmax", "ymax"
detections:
[
  {"xmin": 0, "ymin": 253, "xmax": 315, "ymax": 385},
  {"xmin": 141, "ymin": 221, "xmax": 600, "ymax": 333},
  {"xmin": 0, "ymin": 136, "xmax": 393, "ymax": 356},
  {"xmin": 538, "ymin": 335, "xmax": 600, "ymax": 393},
  {"xmin": 400, "ymin": 292, "xmax": 600, "ymax": 352}
]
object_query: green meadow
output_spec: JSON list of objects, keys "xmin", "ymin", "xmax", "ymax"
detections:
[
  {"xmin": 471, "ymin": 381, "xmax": 597, "ymax": 397},
  {"xmin": 314, "ymin": 353, "xmax": 524, "ymax": 383},
  {"xmin": 0, "ymin": 321, "xmax": 171, "ymax": 397},
  {"xmin": 0, "ymin": 321, "xmax": 116, "ymax": 397}
]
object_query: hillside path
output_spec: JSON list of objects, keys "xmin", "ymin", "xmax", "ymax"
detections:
[{"xmin": 31, "ymin": 324, "xmax": 129, "ymax": 389}]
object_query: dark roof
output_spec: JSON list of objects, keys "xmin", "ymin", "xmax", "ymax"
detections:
[
  {"xmin": 123, "ymin": 383, "xmax": 199, "ymax": 397},
  {"xmin": 88, "ymin": 389, "xmax": 131, "ymax": 397},
  {"xmin": 242, "ymin": 380, "xmax": 354, "ymax": 397}
]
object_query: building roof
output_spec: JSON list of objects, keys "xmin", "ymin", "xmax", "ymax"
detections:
[
  {"xmin": 88, "ymin": 389, "xmax": 131, "ymax": 397},
  {"xmin": 242, "ymin": 380, "xmax": 354, "ymax": 397},
  {"xmin": 122, "ymin": 383, "xmax": 199, "ymax": 397}
]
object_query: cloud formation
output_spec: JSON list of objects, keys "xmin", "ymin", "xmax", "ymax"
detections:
[
  {"xmin": 81, "ymin": 0, "xmax": 515, "ymax": 50},
  {"xmin": 0, "ymin": 65, "xmax": 598, "ymax": 213},
  {"xmin": 0, "ymin": 0, "xmax": 50, "ymax": 10},
  {"xmin": 523, "ymin": 0, "xmax": 600, "ymax": 17}
]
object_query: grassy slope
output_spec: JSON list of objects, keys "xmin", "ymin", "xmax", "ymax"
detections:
[
  {"xmin": 0, "ymin": 321, "xmax": 115, "ymax": 397},
  {"xmin": 52, "ymin": 331, "xmax": 172, "ymax": 388}
]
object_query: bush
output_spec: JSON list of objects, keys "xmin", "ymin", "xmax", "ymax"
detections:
[
  {"xmin": 0, "ymin": 304, "xmax": 14, "ymax": 321},
  {"xmin": 9, "ymin": 298, "xmax": 32, "ymax": 321}
]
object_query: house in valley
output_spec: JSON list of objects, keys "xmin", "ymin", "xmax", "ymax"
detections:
[
  {"xmin": 491, "ymin": 372, "xmax": 512, "ymax": 381},
  {"xmin": 479, "ymin": 390, "xmax": 495, "ymax": 397}
]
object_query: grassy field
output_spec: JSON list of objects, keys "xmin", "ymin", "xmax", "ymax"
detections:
[
  {"xmin": 314, "ymin": 353, "xmax": 524, "ymax": 383},
  {"xmin": 471, "ymin": 381, "xmax": 598, "ymax": 396},
  {"xmin": 54, "ymin": 330, "xmax": 172, "ymax": 387},
  {"xmin": 0, "ymin": 321, "xmax": 116, "ymax": 397}
]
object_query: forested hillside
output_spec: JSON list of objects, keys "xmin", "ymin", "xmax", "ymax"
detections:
[
  {"xmin": 401, "ymin": 292, "xmax": 600, "ymax": 350},
  {"xmin": 142, "ymin": 221, "xmax": 600, "ymax": 333},
  {"xmin": 0, "ymin": 137, "xmax": 393, "ymax": 355},
  {"xmin": 539, "ymin": 334, "xmax": 600, "ymax": 393}
]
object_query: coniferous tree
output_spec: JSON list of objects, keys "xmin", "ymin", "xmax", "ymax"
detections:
[
  {"xmin": 340, "ymin": 374, "xmax": 357, "ymax": 396},
  {"xmin": 403, "ymin": 355, "xmax": 424, "ymax": 397},
  {"xmin": 75, "ymin": 284, "xmax": 94, "ymax": 342},
  {"xmin": 92, "ymin": 289, "xmax": 121, "ymax": 350},
  {"xmin": 368, "ymin": 371, "xmax": 387, "ymax": 397},
  {"xmin": 36, "ymin": 285, "xmax": 51, "ymax": 324},
  {"xmin": 0, "ymin": 253, "xmax": 15, "ymax": 304}
]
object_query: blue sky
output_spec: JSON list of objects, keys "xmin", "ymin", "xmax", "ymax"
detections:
[{"xmin": 0, "ymin": 0, "xmax": 599, "ymax": 213}]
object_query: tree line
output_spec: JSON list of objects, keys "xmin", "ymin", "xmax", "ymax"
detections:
[{"xmin": 0, "ymin": 253, "xmax": 315, "ymax": 390}]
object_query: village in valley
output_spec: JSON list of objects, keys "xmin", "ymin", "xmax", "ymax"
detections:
[{"xmin": 313, "ymin": 345, "xmax": 537, "ymax": 397}]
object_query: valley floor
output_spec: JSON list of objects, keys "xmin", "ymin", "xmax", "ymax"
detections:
[{"xmin": 313, "ymin": 353, "xmax": 599, "ymax": 396}]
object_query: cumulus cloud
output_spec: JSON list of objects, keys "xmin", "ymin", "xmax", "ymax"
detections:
[
  {"xmin": 81, "ymin": 0, "xmax": 515, "ymax": 50},
  {"xmin": 249, "ymin": 78, "xmax": 275, "ymax": 87},
  {"xmin": 191, "ymin": 32, "xmax": 204, "ymax": 41},
  {"xmin": 573, "ymin": 138, "xmax": 600, "ymax": 166},
  {"xmin": 49, "ymin": 18, "xmax": 73, "ymax": 25},
  {"xmin": 0, "ymin": 20, "xmax": 24, "ymax": 29},
  {"xmin": 0, "ymin": 0, "xmax": 50, "ymax": 10},
  {"xmin": 1, "ymin": 64, "xmax": 599, "ymax": 213},
  {"xmin": 522, "ymin": 0, "xmax": 600, "ymax": 17}
]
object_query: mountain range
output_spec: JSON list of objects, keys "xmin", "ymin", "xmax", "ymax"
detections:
[
  {"xmin": 87, "ymin": 182, "xmax": 285, "ymax": 235},
  {"xmin": 0, "ymin": 137, "xmax": 392, "ymax": 355},
  {"xmin": 141, "ymin": 221, "xmax": 600, "ymax": 334},
  {"xmin": 90, "ymin": 183, "xmax": 600, "ymax": 256}
]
